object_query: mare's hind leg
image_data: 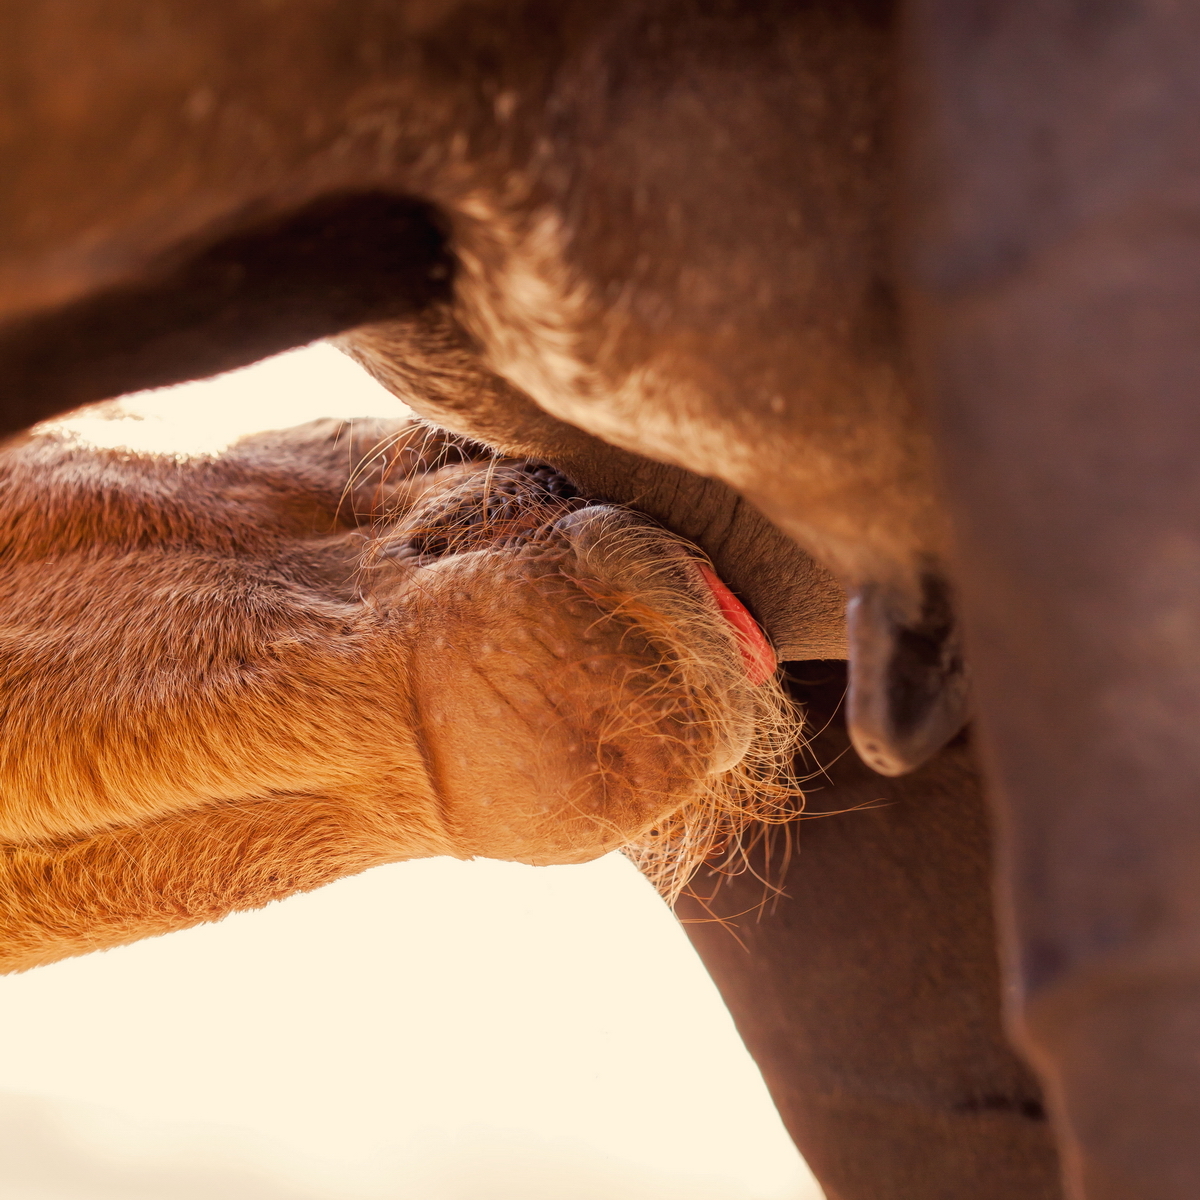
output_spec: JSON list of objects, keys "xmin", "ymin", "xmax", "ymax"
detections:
[{"xmin": 677, "ymin": 664, "xmax": 1064, "ymax": 1200}]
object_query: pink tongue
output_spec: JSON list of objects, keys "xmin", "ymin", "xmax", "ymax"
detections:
[{"xmin": 696, "ymin": 564, "xmax": 777, "ymax": 686}]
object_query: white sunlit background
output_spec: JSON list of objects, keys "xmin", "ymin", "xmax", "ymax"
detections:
[{"xmin": 0, "ymin": 344, "xmax": 824, "ymax": 1200}]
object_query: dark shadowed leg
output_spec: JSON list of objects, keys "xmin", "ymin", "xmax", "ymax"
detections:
[
  {"xmin": 676, "ymin": 664, "xmax": 1063, "ymax": 1200},
  {"xmin": 905, "ymin": 4, "xmax": 1200, "ymax": 1196}
]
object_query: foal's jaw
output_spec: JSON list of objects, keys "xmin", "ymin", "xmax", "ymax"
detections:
[{"xmin": 367, "ymin": 473, "xmax": 773, "ymax": 866}]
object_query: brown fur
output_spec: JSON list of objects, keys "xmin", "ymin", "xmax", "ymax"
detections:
[
  {"xmin": 0, "ymin": 416, "xmax": 809, "ymax": 972},
  {"xmin": 0, "ymin": 0, "xmax": 943, "ymax": 597}
]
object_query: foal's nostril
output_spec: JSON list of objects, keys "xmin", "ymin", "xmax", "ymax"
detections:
[
  {"xmin": 378, "ymin": 462, "xmax": 584, "ymax": 563},
  {"xmin": 511, "ymin": 462, "xmax": 579, "ymax": 501},
  {"xmin": 516, "ymin": 463, "xmax": 579, "ymax": 494}
]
